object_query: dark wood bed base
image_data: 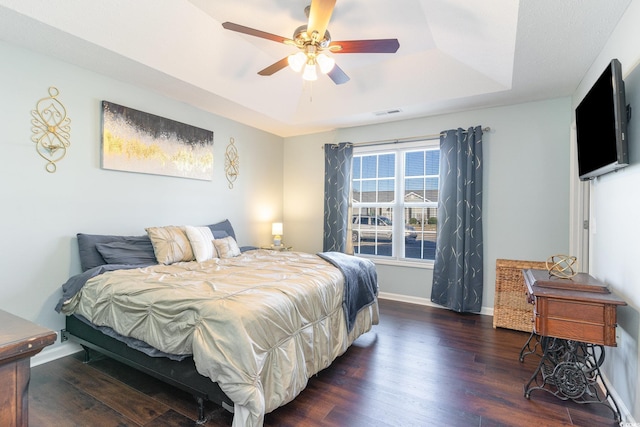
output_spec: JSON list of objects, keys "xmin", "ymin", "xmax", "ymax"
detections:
[{"xmin": 62, "ymin": 315, "xmax": 234, "ymax": 423}]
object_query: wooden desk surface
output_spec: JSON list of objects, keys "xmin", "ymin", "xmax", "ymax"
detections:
[
  {"xmin": 0, "ymin": 309, "xmax": 56, "ymax": 427},
  {"xmin": 523, "ymin": 269, "xmax": 626, "ymax": 306},
  {"xmin": 0, "ymin": 309, "xmax": 57, "ymax": 363}
]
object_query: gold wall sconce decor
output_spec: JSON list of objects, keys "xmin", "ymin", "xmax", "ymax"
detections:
[
  {"xmin": 31, "ymin": 87, "xmax": 71, "ymax": 173},
  {"xmin": 225, "ymin": 137, "xmax": 239, "ymax": 189}
]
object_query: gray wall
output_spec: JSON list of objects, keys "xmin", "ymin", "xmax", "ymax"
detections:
[
  {"xmin": 572, "ymin": 0, "xmax": 640, "ymax": 420},
  {"xmin": 0, "ymin": 40, "xmax": 284, "ymax": 362},
  {"xmin": 284, "ymin": 98, "xmax": 572, "ymax": 311}
]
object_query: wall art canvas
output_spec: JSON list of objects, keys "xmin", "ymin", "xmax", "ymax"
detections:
[{"xmin": 101, "ymin": 101, "xmax": 214, "ymax": 180}]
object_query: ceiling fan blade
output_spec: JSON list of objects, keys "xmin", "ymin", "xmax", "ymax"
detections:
[
  {"xmin": 307, "ymin": 0, "xmax": 336, "ymax": 41},
  {"xmin": 330, "ymin": 39, "xmax": 400, "ymax": 54},
  {"xmin": 222, "ymin": 22, "xmax": 293, "ymax": 45},
  {"xmin": 327, "ymin": 64, "xmax": 350, "ymax": 85},
  {"xmin": 258, "ymin": 57, "xmax": 290, "ymax": 76}
]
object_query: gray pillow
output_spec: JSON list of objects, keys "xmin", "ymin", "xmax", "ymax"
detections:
[
  {"xmin": 206, "ymin": 220, "xmax": 255, "ymax": 252},
  {"xmin": 77, "ymin": 234, "xmax": 154, "ymax": 271},
  {"xmin": 212, "ymin": 230, "xmax": 228, "ymax": 239},
  {"xmin": 207, "ymin": 219, "xmax": 236, "ymax": 241},
  {"xmin": 95, "ymin": 239, "xmax": 157, "ymax": 265}
]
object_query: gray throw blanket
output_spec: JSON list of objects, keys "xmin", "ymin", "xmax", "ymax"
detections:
[{"xmin": 317, "ymin": 251, "xmax": 378, "ymax": 332}]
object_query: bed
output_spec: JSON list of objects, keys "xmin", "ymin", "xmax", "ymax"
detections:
[{"xmin": 55, "ymin": 220, "xmax": 379, "ymax": 427}]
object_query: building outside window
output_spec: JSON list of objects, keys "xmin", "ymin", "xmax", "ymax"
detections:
[{"xmin": 351, "ymin": 140, "xmax": 439, "ymax": 262}]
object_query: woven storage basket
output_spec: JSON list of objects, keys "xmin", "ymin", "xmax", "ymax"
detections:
[{"xmin": 493, "ymin": 259, "xmax": 547, "ymax": 332}]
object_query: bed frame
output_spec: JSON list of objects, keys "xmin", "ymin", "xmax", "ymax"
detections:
[{"xmin": 62, "ymin": 315, "xmax": 233, "ymax": 423}]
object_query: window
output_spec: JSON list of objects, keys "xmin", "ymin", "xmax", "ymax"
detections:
[{"xmin": 351, "ymin": 141, "xmax": 439, "ymax": 262}]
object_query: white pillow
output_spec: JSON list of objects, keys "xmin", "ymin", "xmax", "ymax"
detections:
[
  {"xmin": 213, "ymin": 236, "xmax": 241, "ymax": 259},
  {"xmin": 146, "ymin": 226, "xmax": 194, "ymax": 265},
  {"xmin": 184, "ymin": 225, "xmax": 217, "ymax": 262}
]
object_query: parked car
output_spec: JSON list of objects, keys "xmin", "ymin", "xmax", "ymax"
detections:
[{"xmin": 352, "ymin": 215, "xmax": 417, "ymax": 243}]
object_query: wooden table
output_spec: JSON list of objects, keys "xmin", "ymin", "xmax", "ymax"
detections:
[
  {"xmin": 520, "ymin": 269, "xmax": 626, "ymax": 422},
  {"xmin": 0, "ymin": 309, "xmax": 57, "ymax": 427}
]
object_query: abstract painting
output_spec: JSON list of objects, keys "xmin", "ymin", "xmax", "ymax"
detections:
[{"xmin": 101, "ymin": 101, "xmax": 214, "ymax": 180}]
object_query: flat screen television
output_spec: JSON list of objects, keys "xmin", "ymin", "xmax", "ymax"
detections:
[{"xmin": 575, "ymin": 58, "xmax": 629, "ymax": 181}]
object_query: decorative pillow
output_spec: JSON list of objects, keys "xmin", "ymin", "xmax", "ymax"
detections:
[
  {"xmin": 95, "ymin": 239, "xmax": 157, "ymax": 265},
  {"xmin": 184, "ymin": 225, "xmax": 217, "ymax": 262},
  {"xmin": 207, "ymin": 219, "xmax": 236, "ymax": 241},
  {"xmin": 77, "ymin": 234, "xmax": 153, "ymax": 271},
  {"xmin": 212, "ymin": 230, "xmax": 228, "ymax": 239},
  {"xmin": 146, "ymin": 226, "xmax": 194, "ymax": 265},
  {"xmin": 213, "ymin": 236, "xmax": 241, "ymax": 259}
]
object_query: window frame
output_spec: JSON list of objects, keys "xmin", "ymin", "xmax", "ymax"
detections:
[{"xmin": 352, "ymin": 139, "xmax": 440, "ymax": 267}]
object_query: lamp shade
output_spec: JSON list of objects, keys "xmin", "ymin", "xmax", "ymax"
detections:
[
  {"xmin": 272, "ymin": 222, "xmax": 283, "ymax": 236},
  {"xmin": 316, "ymin": 53, "xmax": 335, "ymax": 74},
  {"xmin": 302, "ymin": 63, "xmax": 318, "ymax": 81},
  {"xmin": 288, "ymin": 52, "xmax": 306, "ymax": 72}
]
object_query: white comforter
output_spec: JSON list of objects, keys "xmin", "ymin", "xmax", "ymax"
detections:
[{"xmin": 61, "ymin": 250, "xmax": 378, "ymax": 426}]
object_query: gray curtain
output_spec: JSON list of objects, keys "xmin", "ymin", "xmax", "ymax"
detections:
[
  {"xmin": 323, "ymin": 143, "xmax": 353, "ymax": 253},
  {"xmin": 431, "ymin": 126, "xmax": 484, "ymax": 313}
]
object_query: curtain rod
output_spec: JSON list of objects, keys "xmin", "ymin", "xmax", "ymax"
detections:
[
  {"xmin": 351, "ymin": 126, "xmax": 491, "ymax": 148},
  {"xmin": 323, "ymin": 126, "xmax": 490, "ymax": 149}
]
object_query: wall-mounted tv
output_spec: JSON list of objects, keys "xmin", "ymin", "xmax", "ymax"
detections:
[{"xmin": 575, "ymin": 58, "xmax": 630, "ymax": 181}]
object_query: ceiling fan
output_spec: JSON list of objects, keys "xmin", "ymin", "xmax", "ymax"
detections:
[{"xmin": 222, "ymin": 0, "xmax": 400, "ymax": 85}]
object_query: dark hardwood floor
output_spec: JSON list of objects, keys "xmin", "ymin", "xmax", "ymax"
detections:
[{"xmin": 29, "ymin": 299, "xmax": 620, "ymax": 426}]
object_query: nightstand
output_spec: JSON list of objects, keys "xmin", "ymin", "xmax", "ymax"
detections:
[{"xmin": 261, "ymin": 245, "xmax": 292, "ymax": 251}]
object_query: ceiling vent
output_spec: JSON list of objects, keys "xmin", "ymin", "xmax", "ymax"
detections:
[{"xmin": 373, "ymin": 109, "xmax": 402, "ymax": 116}]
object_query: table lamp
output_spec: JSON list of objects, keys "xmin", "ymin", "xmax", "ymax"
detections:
[{"xmin": 272, "ymin": 222, "xmax": 283, "ymax": 247}]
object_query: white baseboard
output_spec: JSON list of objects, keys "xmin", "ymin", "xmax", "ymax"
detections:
[
  {"xmin": 378, "ymin": 292, "xmax": 494, "ymax": 316},
  {"xmin": 600, "ymin": 372, "xmax": 637, "ymax": 425},
  {"xmin": 31, "ymin": 341, "xmax": 82, "ymax": 367}
]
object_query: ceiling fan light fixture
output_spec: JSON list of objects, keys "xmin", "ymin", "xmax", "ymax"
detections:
[
  {"xmin": 222, "ymin": 1, "xmax": 399, "ymax": 85},
  {"xmin": 316, "ymin": 53, "xmax": 335, "ymax": 73},
  {"xmin": 288, "ymin": 52, "xmax": 307, "ymax": 72},
  {"xmin": 302, "ymin": 62, "xmax": 318, "ymax": 81}
]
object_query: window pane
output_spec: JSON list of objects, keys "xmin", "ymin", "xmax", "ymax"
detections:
[
  {"xmin": 404, "ymin": 207, "xmax": 437, "ymax": 261},
  {"xmin": 353, "ymin": 154, "xmax": 396, "ymax": 203},
  {"xmin": 405, "ymin": 177, "xmax": 424, "ymax": 202},
  {"xmin": 352, "ymin": 157, "xmax": 361, "ymax": 179},
  {"xmin": 425, "ymin": 150, "xmax": 440, "ymax": 175},
  {"xmin": 404, "ymin": 150, "xmax": 439, "ymax": 204},
  {"xmin": 361, "ymin": 180, "xmax": 376, "ymax": 202},
  {"xmin": 362, "ymin": 156, "xmax": 377, "ymax": 179},
  {"xmin": 405, "ymin": 151, "xmax": 424, "ymax": 177},
  {"xmin": 378, "ymin": 154, "xmax": 395, "ymax": 178},
  {"xmin": 352, "ymin": 210, "xmax": 393, "ymax": 257},
  {"xmin": 425, "ymin": 178, "xmax": 439, "ymax": 202},
  {"xmin": 352, "ymin": 181, "xmax": 361, "ymax": 202},
  {"xmin": 378, "ymin": 179, "xmax": 395, "ymax": 202},
  {"xmin": 378, "ymin": 178, "xmax": 395, "ymax": 192}
]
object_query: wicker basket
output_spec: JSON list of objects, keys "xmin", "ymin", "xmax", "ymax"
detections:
[{"xmin": 493, "ymin": 259, "xmax": 547, "ymax": 332}]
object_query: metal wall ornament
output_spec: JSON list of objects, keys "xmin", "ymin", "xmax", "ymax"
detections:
[
  {"xmin": 225, "ymin": 137, "xmax": 239, "ymax": 188},
  {"xmin": 31, "ymin": 87, "xmax": 71, "ymax": 173}
]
